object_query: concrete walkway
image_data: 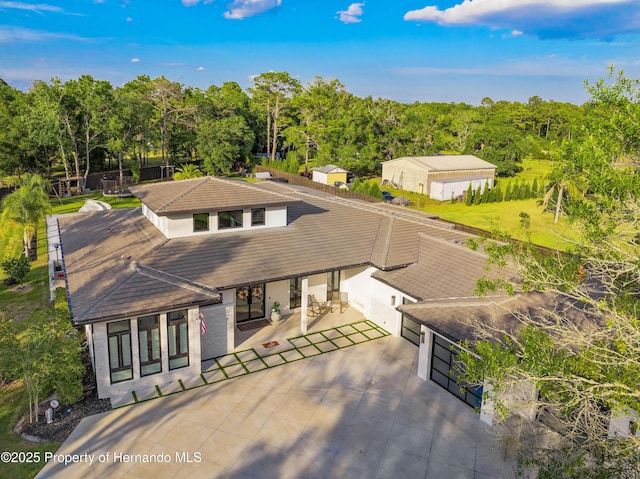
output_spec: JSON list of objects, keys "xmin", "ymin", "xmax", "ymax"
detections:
[{"xmin": 36, "ymin": 335, "xmax": 517, "ymax": 479}]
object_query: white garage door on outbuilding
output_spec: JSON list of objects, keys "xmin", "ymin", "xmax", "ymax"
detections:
[{"xmin": 429, "ymin": 176, "xmax": 492, "ymax": 201}]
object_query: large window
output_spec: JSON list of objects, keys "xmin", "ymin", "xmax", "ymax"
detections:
[
  {"xmin": 251, "ymin": 208, "xmax": 265, "ymax": 226},
  {"xmin": 138, "ymin": 315, "xmax": 161, "ymax": 376},
  {"xmin": 108, "ymin": 320, "xmax": 133, "ymax": 383},
  {"xmin": 290, "ymin": 277, "xmax": 302, "ymax": 308},
  {"xmin": 193, "ymin": 213, "xmax": 209, "ymax": 232},
  {"xmin": 430, "ymin": 334, "xmax": 483, "ymax": 409},
  {"xmin": 167, "ymin": 310, "xmax": 189, "ymax": 370},
  {"xmin": 236, "ymin": 283, "xmax": 265, "ymax": 322},
  {"xmin": 218, "ymin": 210, "xmax": 243, "ymax": 229}
]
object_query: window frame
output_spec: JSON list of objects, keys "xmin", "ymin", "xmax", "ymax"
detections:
[
  {"xmin": 251, "ymin": 208, "xmax": 266, "ymax": 226},
  {"xmin": 192, "ymin": 212, "xmax": 209, "ymax": 232},
  {"xmin": 138, "ymin": 314, "xmax": 162, "ymax": 377},
  {"xmin": 218, "ymin": 210, "xmax": 243, "ymax": 230},
  {"xmin": 107, "ymin": 320, "xmax": 133, "ymax": 384},
  {"xmin": 167, "ymin": 310, "xmax": 189, "ymax": 370}
]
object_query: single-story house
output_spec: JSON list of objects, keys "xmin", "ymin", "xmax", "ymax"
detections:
[
  {"xmin": 381, "ymin": 155, "xmax": 497, "ymax": 200},
  {"xmin": 311, "ymin": 165, "xmax": 349, "ymax": 186},
  {"xmin": 51, "ymin": 176, "xmax": 636, "ymax": 438}
]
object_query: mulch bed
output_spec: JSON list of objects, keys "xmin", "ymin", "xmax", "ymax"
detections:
[
  {"xmin": 14, "ymin": 356, "xmax": 111, "ymax": 444},
  {"xmin": 17, "ymin": 391, "xmax": 111, "ymax": 443}
]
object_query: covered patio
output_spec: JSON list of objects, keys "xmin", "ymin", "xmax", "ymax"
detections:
[{"xmin": 234, "ymin": 305, "xmax": 364, "ymax": 355}]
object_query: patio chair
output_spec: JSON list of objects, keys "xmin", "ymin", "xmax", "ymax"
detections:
[{"xmin": 308, "ymin": 294, "xmax": 324, "ymax": 316}]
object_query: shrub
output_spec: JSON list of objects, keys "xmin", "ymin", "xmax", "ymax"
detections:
[{"xmin": 1, "ymin": 256, "xmax": 31, "ymax": 284}]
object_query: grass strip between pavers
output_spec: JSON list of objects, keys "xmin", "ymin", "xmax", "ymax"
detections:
[{"xmin": 119, "ymin": 321, "xmax": 389, "ymax": 408}]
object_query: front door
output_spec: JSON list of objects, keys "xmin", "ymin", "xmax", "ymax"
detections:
[{"xmin": 236, "ymin": 284, "xmax": 265, "ymax": 323}]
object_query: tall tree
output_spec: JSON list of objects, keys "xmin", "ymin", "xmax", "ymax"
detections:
[
  {"xmin": 66, "ymin": 75, "xmax": 113, "ymax": 189},
  {"xmin": 249, "ymin": 72, "xmax": 301, "ymax": 161},
  {"xmin": 195, "ymin": 82, "xmax": 255, "ymax": 175},
  {"xmin": 147, "ymin": 76, "xmax": 194, "ymax": 171}
]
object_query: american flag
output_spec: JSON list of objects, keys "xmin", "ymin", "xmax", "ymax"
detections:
[{"xmin": 200, "ymin": 312, "xmax": 207, "ymax": 336}]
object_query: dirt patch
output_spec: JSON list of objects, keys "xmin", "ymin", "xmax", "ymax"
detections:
[{"xmin": 10, "ymin": 283, "xmax": 33, "ymax": 293}]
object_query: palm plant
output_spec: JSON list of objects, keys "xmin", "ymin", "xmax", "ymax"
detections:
[
  {"xmin": 1, "ymin": 173, "xmax": 51, "ymax": 257},
  {"xmin": 174, "ymin": 163, "xmax": 204, "ymax": 180}
]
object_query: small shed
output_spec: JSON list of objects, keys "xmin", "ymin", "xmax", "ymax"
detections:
[
  {"xmin": 381, "ymin": 155, "xmax": 497, "ymax": 200},
  {"xmin": 312, "ymin": 165, "xmax": 348, "ymax": 186}
]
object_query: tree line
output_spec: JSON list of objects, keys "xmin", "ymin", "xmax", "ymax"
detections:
[{"xmin": 0, "ymin": 72, "xmax": 589, "ymax": 187}]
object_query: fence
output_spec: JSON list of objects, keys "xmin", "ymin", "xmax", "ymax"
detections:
[{"xmin": 254, "ymin": 166, "xmax": 382, "ymax": 204}]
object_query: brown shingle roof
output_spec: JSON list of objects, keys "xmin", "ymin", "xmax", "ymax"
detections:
[
  {"xmin": 57, "ymin": 209, "xmax": 220, "ymax": 324},
  {"xmin": 398, "ymin": 292, "xmax": 594, "ymax": 344},
  {"xmin": 58, "ymin": 181, "xmax": 493, "ymax": 325},
  {"xmin": 128, "ymin": 176, "xmax": 298, "ymax": 214}
]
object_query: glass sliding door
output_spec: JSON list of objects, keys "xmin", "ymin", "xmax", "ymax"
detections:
[
  {"xmin": 236, "ymin": 283, "xmax": 265, "ymax": 323},
  {"xmin": 290, "ymin": 277, "xmax": 301, "ymax": 308}
]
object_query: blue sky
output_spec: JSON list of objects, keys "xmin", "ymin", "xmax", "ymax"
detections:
[{"xmin": 1, "ymin": 0, "xmax": 639, "ymax": 104}]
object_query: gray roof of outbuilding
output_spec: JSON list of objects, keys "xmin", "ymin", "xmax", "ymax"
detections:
[
  {"xmin": 382, "ymin": 155, "xmax": 497, "ymax": 171},
  {"xmin": 128, "ymin": 176, "xmax": 297, "ymax": 215}
]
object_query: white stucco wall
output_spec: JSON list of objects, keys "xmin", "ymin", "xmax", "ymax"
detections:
[
  {"xmin": 145, "ymin": 205, "xmax": 288, "ymax": 239},
  {"xmin": 341, "ymin": 266, "xmax": 375, "ymax": 314},
  {"xmin": 266, "ymin": 280, "xmax": 290, "ymax": 314},
  {"xmin": 200, "ymin": 298, "xmax": 234, "ymax": 361},
  {"xmin": 141, "ymin": 204, "xmax": 169, "ymax": 237},
  {"xmin": 93, "ymin": 307, "xmax": 201, "ymax": 400},
  {"xmin": 367, "ymin": 278, "xmax": 403, "ymax": 335}
]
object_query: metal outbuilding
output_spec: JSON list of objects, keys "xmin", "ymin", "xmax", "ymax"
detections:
[{"xmin": 381, "ymin": 155, "xmax": 497, "ymax": 200}]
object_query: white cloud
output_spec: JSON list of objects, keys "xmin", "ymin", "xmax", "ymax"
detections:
[
  {"xmin": 511, "ymin": 29, "xmax": 523, "ymax": 36},
  {"xmin": 337, "ymin": 3, "xmax": 364, "ymax": 24},
  {"xmin": 197, "ymin": 66, "xmax": 206, "ymax": 71},
  {"xmin": 0, "ymin": 26, "xmax": 85, "ymax": 42},
  {"xmin": 181, "ymin": 0, "xmax": 200, "ymax": 6},
  {"xmin": 403, "ymin": 0, "xmax": 640, "ymax": 39},
  {"xmin": 126, "ymin": 17, "xmax": 133, "ymax": 22},
  {"xmin": 223, "ymin": 0, "xmax": 281, "ymax": 20},
  {"xmin": 0, "ymin": 1, "xmax": 63, "ymax": 13},
  {"xmin": 130, "ymin": 57, "xmax": 140, "ymax": 63}
]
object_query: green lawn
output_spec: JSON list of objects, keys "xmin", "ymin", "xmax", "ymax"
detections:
[{"xmin": 376, "ymin": 158, "xmax": 580, "ymax": 251}]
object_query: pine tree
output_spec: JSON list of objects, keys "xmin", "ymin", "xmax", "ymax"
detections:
[
  {"xmin": 481, "ymin": 181, "xmax": 490, "ymax": 203},
  {"xmin": 473, "ymin": 185, "xmax": 482, "ymax": 205},
  {"xmin": 532, "ymin": 177, "xmax": 539, "ymax": 198},
  {"xmin": 504, "ymin": 183, "xmax": 512, "ymax": 201},
  {"xmin": 465, "ymin": 183, "xmax": 473, "ymax": 206},
  {"xmin": 511, "ymin": 182, "xmax": 521, "ymax": 201}
]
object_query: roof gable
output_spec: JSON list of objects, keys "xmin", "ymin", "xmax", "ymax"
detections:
[
  {"xmin": 382, "ymin": 155, "xmax": 497, "ymax": 171},
  {"xmin": 129, "ymin": 176, "xmax": 297, "ymax": 215}
]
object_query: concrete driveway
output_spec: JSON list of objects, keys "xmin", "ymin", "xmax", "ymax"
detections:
[{"xmin": 36, "ymin": 335, "xmax": 516, "ymax": 479}]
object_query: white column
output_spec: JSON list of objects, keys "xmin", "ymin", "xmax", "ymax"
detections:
[
  {"xmin": 301, "ymin": 276, "xmax": 309, "ymax": 334},
  {"xmin": 417, "ymin": 325, "xmax": 431, "ymax": 381}
]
